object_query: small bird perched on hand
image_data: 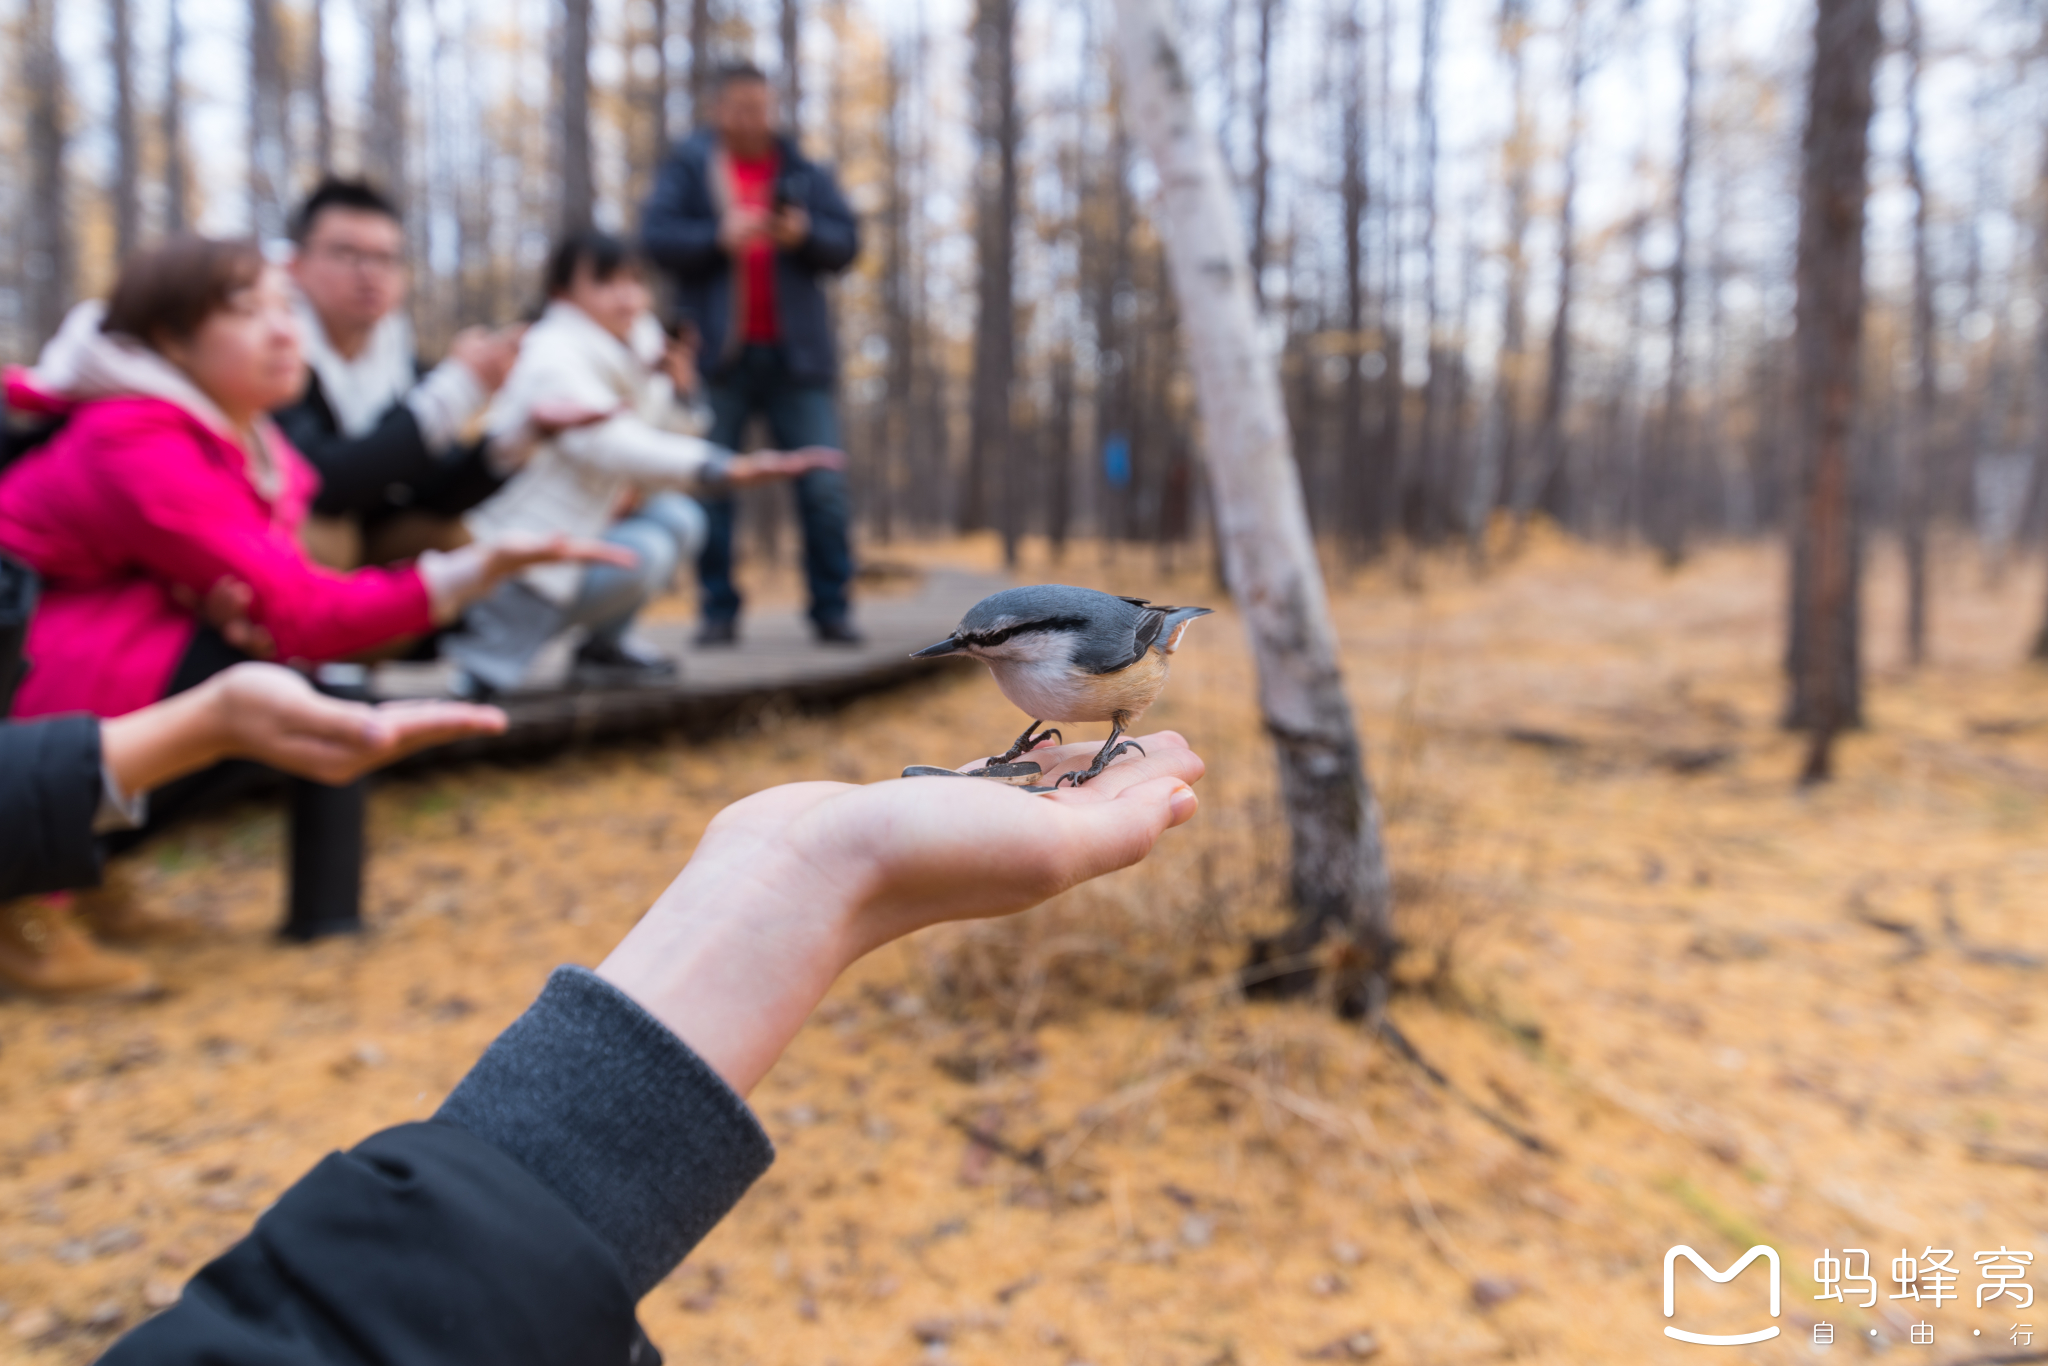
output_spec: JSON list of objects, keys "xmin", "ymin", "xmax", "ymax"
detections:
[{"xmin": 905, "ymin": 585, "xmax": 1213, "ymax": 788}]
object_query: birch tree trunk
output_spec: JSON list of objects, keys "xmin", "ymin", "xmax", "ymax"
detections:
[
  {"xmin": 1787, "ymin": 0, "xmax": 1880, "ymax": 782},
  {"xmin": 1111, "ymin": 0, "xmax": 1395, "ymax": 1006}
]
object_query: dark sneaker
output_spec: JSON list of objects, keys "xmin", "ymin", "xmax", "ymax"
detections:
[
  {"xmin": 813, "ymin": 617, "xmax": 865, "ymax": 647},
  {"xmin": 572, "ymin": 638, "xmax": 679, "ymax": 686},
  {"xmin": 694, "ymin": 619, "xmax": 740, "ymax": 647}
]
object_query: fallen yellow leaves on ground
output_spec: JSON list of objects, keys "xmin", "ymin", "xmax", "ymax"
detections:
[{"xmin": 2, "ymin": 534, "xmax": 2044, "ymax": 1364}]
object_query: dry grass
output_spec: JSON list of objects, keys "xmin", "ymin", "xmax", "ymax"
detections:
[{"xmin": 4, "ymin": 531, "xmax": 2047, "ymax": 1363}]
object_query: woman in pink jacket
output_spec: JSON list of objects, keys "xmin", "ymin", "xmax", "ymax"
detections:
[
  {"xmin": 0, "ymin": 235, "xmax": 619, "ymax": 964},
  {"xmin": 0, "ymin": 236, "xmax": 613, "ymax": 719}
]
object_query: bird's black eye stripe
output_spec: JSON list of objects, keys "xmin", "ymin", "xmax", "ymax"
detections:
[{"xmin": 963, "ymin": 615, "xmax": 1090, "ymax": 649}]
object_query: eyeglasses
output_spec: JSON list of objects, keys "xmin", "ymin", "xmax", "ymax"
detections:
[{"xmin": 309, "ymin": 242, "xmax": 407, "ymax": 275}]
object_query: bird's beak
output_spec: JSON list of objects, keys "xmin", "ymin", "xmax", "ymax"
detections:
[{"xmin": 910, "ymin": 636, "xmax": 965, "ymax": 659}]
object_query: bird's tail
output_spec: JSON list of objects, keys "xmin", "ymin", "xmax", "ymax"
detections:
[{"xmin": 1157, "ymin": 605, "xmax": 1214, "ymax": 654}]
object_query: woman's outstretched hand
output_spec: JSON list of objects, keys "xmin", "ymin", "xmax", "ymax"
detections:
[
  {"xmin": 419, "ymin": 534, "xmax": 639, "ymax": 622},
  {"xmin": 99, "ymin": 662, "xmax": 508, "ymax": 796},
  {"xmin": 724, "ymin": 447, "xmax": 846, "ymax": 487},
  {"xmin": 597, "ymin": 732, "xmax": 1204, "ymax": 1095}
]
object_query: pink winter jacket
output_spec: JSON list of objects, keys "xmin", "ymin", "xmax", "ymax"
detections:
[{"xmin": 0, "ymin": 380, "xmax": 434, "ymax": 721}]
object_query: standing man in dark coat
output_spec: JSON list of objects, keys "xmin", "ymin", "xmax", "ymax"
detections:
[{"xmin": 640, "ymin": 63, "xmax": 863, "ymax": 645}]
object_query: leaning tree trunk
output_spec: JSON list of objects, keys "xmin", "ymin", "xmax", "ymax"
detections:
[
  {"xmin": 1111, "ymin": 0, "xmax": 1395, "ymax": 1012},
  {"xmin": 1787, "ymin": 0, "xmax": 1881, "ymax": 782}
]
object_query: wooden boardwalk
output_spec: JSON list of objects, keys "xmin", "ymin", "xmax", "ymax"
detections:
[{"xmin": 370, "ymin": 566, "xmax": 1006, "ymax": 766}]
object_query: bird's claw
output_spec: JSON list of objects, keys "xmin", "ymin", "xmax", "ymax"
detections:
[{"xmin": 1054, "ymin": 739, "xmax": 1146, "ymax": 788}]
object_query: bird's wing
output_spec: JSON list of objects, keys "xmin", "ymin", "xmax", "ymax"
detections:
[{"xmin": 1076, "ymin": 604, "xmax": 1165, "ymax": 675}]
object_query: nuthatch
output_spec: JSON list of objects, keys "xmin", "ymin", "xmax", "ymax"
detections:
[{"xmin": 904, "ymin": 585, "xmax": 1213, "ymax": 788}]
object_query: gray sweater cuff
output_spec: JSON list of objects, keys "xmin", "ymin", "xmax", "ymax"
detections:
[{"xmin": 435, "ymin": 965, "xmax": 775, "ymax": 1299}]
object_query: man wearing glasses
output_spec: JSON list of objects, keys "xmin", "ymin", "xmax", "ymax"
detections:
[{"xmin": 277, "ymin": 178, "xmax": 521, "ymax": 569}]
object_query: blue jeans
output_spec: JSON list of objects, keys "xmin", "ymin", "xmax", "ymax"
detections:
[
  {"xmin": 445, "ymin": 497, "xmax": 706, "ymax": 691},
  {"xmin": 701, "ymin": 345, "xmax": 853, "ymax": 626}
]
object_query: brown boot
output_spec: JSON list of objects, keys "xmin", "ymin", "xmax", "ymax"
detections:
[
  {"xmin": 75, "ymin": 864, "xmax": 199, "ymax": 943},
  {"xmin": 0, "ymin": 897, "xmax": 159, "ymax": 998}
]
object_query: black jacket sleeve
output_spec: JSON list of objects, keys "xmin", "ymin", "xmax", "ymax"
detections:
[
  {"xmin": 98, "ymin": 1123, "xmax": 645, "ymax": 1366},
  {"xmin": 640, "ymin": 144, "xmax": 725, "ymax": 283},
  {"xmin": 101, "ymin": 968, "xmax": 776, "ymax": 1366},
  {"xmin": 0, "ymin": 715, "xmax": 107, "ymax": 899},
  {"xmin": 273, "ymin": 376, "xmax": 442, "ymax": 519}
]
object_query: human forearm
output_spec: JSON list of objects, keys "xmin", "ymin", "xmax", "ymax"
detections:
[
  {"xmin": 596, "ymin": 828, "xmax": 865, "ymax": 1096},
  {"xmin": 101, "ymin": 664, "xmax": 509, "ymax": 792},
  {"xmin": 97, "ymin": 685, "xmax": 229, "ymax": 797},
  {"xmin": 597, "ymin": 738, "xmax": 1203, "ymax": 1096},
  {"xmin": 556, "ymin": 416, "xmax": 732, "ymax": 490}
]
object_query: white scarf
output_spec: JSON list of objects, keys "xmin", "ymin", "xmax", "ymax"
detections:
[
  {"xmin": 292, "ymin": 294, "xmax": 420, "ymax": 439},
  {"xmin": 26, "ymin": 301, "xmax": 282, "ymax": 499}
]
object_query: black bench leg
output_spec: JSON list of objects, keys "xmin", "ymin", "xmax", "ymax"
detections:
[
  {"xmin": 282, "ymin": 775, "xmax": 366, "ymax": 942},
  {"xmin": 281, "ymin": 665, "xmax": 372, "ymax": 943}
]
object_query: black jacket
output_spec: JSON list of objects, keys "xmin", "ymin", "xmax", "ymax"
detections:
[
  {"xmin": 273, "ymin": 371, "xmax": 506, "ymax": 524},
  {"xmin": 103, "ymin": 968, "xmax": 776, "ymax": 1365},
  {"xmin": 640, "ymin": 131, "xmax": 860, "ymax": 386},
  {"xmin": 0, "ymin": 714, "xmax": 107, "ymax": 899}
]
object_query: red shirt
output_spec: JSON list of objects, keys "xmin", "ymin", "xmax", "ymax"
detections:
[{"xmin": 730, "ymin": 149, "xmax": 780, "ymax": 343}]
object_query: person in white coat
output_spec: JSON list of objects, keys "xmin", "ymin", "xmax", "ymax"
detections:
[{"xmin": 445, "ymin": 232, "xmax": 841, "ymax": 697}]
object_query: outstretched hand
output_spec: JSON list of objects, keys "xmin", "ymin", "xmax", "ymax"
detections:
[
  {"xmin": 203, "ymin": 663, "xmax": 508, "ymax": 785},
  {"xmin": 725, "ymin": 447, "xmax": 846, "ymax": 486},
  {"xmin": 98, "ymin": 662, "xmax": 509, "ymax": 797},
  {"xmin": 598, "ymin": 733, "xmax": 1204, "ymax": 1094},
  {"xmin": 475, "ymin": 533, "xmax": 638, "ymax": 581}
]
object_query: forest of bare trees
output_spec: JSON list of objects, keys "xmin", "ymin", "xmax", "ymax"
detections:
[{"xmin": 5, "ymin": 0, "xmax": 2048, "ymax": 694}]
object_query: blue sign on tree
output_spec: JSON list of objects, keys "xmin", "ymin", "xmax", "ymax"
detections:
[{"xmin": 1103, "ymin": 434, "xmax": 1132, "ymax": 490}]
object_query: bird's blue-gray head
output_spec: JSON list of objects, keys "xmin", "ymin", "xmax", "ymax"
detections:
[{"xmin": 911, "ymin": 585, "xmax": 1210, "ymax": 674}]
